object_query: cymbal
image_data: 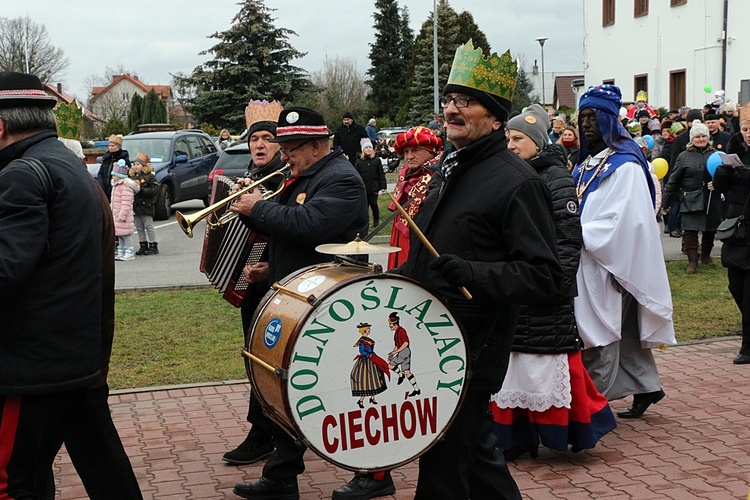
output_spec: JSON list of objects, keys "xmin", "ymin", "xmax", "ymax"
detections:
[{"xmin": 316, "ymin": 235, "xmax": 401, "ymax": 255}]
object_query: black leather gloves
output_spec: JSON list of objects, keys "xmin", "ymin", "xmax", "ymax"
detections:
[{"xmin": 429, "ymin": 254, "xmax": 473, "ymax": 288}]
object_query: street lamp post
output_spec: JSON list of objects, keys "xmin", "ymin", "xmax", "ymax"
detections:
[{"xmin": 535, "ymin": 37, "xmax": 548, "ymax": 107}]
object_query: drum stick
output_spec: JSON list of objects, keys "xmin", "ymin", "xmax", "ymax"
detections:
[{"xmin": 387, "ymin": 192, "xmax": 472, "ymax": 300}]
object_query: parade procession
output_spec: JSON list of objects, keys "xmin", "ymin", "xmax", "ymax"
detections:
[{"xmin": 1, "ymin": 1, "xmax": 750, "ymax": 499}]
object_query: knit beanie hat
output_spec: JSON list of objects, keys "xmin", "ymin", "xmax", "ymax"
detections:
[
  {"xmin": 689, "ymin": 120, "xmax": 709, "ymax": 141},
  {"xmin": 133, "ymin": 152, "xmax": 150, "ymax": 167},
  {"xmin": 112, "ymin": 159, "xmax": 129, "ymax": 178},
  {"xmin": 360, "ymin": 138, "xmax": 373, "ymax": 150},
  {"xmin": 343, "ymin": 111, "xmax": 353, "ymax": 119},
  {"xmin": 686, "ymin": 109, "xmax": 703, "ymax": 124},
  {"xmin": 660, "ymin": 120, "xmax": 673, "ymax": 131},
  {"xmin": 507, "ymin": 103, "xmax": 550, "ymax": 151},
  {"xmin": 108, "ymin": 134, "xmax": 122, "ymax": 147}
]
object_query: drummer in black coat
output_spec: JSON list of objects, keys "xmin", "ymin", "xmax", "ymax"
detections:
[
  {"xmin": 392, "ymin": 41, "xmax": 564, "ymax": 499},
  {"xmin": 229, "ymin": 107, "xmax": 369, "ymax": 500}
]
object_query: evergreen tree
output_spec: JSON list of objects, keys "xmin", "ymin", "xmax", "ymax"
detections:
[
  {"xmin": 155, "ymin": 98, "xmax": 168, "ymax": 123},
  {"xmin": 181, "ymin": 0, "xmax": 311, "ymax": 131},
  {"xmin": 102, "ymin": 117, "xmax": 128, "ymax": 138},
  {"xmin": 367, "ymin": 0, "xmax": 413, "ymax": 121},
  {"xmin": 402, "ymin": 0, "xmax": 491, "ymax": 125},
  {"xmin": 512, "ymin": 64, "xmax": 539, "ymax": 112},
  {"xmin": 128, "ymin": 93, "xmax": 144, "ymax": 132},
  {"xmin": 141, "ymin": 89, "xmax": 160, "ymax": 124}
]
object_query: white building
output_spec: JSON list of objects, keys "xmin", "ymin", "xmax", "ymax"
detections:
[{"xmin": 583, "ymin": 0, "xmax": 750, "ymax": 109}]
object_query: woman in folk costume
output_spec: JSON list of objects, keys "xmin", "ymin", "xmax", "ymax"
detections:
[
  {"xmin": 350, "ymin": 322, "xmax": 389, "ymax": 409},
  {"xmin": 491, "ymin": 104, "xmax": 616, "ymax": 460},
  {"xmin": 387, "ymin": 126, "xmax": 442, "ymax": 269}
]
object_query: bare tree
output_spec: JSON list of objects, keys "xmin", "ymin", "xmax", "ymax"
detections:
[
  {"xmin": 304, "ymin": 57, "xmax": 370, "ymax": 126},
  {"xmin": 0, "ymin": 16, "xmax": 68, "ymax": 83}
]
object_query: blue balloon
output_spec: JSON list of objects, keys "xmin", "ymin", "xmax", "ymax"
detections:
[
  {"xmin": 643, "ymin": 135, "xmax": 654, "ymax": 151},
  {"xmin": 706, "ymin": 151, "xmax": 722, "ymax": 178}
]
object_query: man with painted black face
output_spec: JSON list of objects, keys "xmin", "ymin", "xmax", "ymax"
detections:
[
  {"xmin": 573, "ymin": 84, "xmax": 676, "ymax": 420},
  {"xmin": 229, "ymin": 107, "xmax": 369, "ymax": 500},
  {"xmin": 393, "ymin": 41, "xmax": 563, "ymax": 499}
]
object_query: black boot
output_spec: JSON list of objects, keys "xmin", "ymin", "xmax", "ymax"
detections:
[
  {"xmin": 148, "ymin": 242, "xmax": 159, "ymax": 255},
  {"xmin": 332, "ymin": 471, "xmax": 395, "ymax": 499},
  {"xmin": 135, "ymin": 241, "xmax": 149, "ymax": 255},
  {"xmin": 233, "ymin": 476, "xmax": 299, "ymax": 500},
  {"xmin": 617, "ymin": 389, "xmax": 665, "ymax": 418},
  {"xmin": 222, "ymin": 436, "xmax": 273, "ymax": 465}
]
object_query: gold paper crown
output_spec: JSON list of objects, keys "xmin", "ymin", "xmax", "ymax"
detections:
[
  {"xmin": 740, "ymin": 103, "xmax": 750, "ymax": 124},
  {"xmin": 446, "ymin": 40, "xmax": 518, "ymax": 102},
  {"xmin": 636, "ymin": 90, "xmax": 648, "ymax": 102},
  {"xmin": 245, "ymin": 100, "xmax": 284, "ymax": 129}
]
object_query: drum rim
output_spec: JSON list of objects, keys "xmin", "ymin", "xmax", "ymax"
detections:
[{"xmin": 247, "ymin": 261, "xmax": 472, "ymax": 472}]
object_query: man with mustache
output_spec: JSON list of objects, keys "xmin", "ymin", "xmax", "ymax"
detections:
[{"xmin": 392, "ymin": 41, "xmax": 564, "ymax": 499}]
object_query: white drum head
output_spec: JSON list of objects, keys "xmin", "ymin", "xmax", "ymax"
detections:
[{"xmin": 276, "ymin": 273, "xmax": 469, "ymax": 471}]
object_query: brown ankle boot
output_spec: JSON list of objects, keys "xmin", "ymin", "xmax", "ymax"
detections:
[{"xmin": 686, "ymin": 248, "xmax": 699, "ymax": 274}]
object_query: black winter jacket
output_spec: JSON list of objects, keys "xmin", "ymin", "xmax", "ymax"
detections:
[
  {"xmin": 97, "ymin": 148, "xmax": 131, "ymax": 200},
  {"xmin": 355, "ymin": 156, "xmax": 387, "ymax": 193},
  {"xmin": 394, "ymin": 129, "xmax": 564, "ymax": 392},
  {"xmin": 246, "ymin": 148, "xmax": 369, "ymax": 283},
  {"xmin": 0, "ymin": 130, "xmax": 102, "ymax": 395},
  {"xmin": 132, "ymin": 167, "xmax": 158, "ymax": 217},
  {"xmin": 714, "ymin": 137, "xmax": 750, "ymax": 270},
  {"xmin": 512, "ymin": 144, "xmax": 583, "ymax": 354},
  {"xmin": 333, "ymin": 122, "xmax": 368, "ymax": 165},
  {"xmin": 662, "ymin": 146, "xmax": 722, "ymax": 231}
]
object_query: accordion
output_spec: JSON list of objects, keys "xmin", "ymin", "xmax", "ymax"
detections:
[{"xmin": 200, "ymin": 175, "xmax": 268, "ymax": 307}]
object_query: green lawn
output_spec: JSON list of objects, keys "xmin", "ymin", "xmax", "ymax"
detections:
[{"xmin": 108, "ymin": 255, "xmax": 741, "ymax": 390}]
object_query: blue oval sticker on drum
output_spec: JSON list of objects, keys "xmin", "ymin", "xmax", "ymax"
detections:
[{"xmin": 264, "ymin": 318, "xmax": 283, "ymax": 348}]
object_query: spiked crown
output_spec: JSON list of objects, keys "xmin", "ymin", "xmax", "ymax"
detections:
[{"xmin": 444, "ymin": 40, "xmax": 518, "ymax": 120}]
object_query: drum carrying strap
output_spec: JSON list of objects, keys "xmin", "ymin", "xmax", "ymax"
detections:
[{"xmin": 14, "ymin": 157, "xmax": 55, "ymax": 204}]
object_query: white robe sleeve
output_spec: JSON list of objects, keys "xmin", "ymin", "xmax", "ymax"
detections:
[{"xmin": 575, "ymin": 161, "xmax": 676, "ymax": 349}]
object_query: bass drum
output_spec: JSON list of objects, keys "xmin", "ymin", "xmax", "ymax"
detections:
[{"xmin": 244, "ymin": 261, "xmax": 469, "ymax": 472}]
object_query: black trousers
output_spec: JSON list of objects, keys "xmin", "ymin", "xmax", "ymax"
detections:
[
  {"xmin": 64, "ymin": 384, "xmax": 142, "ymax": 499},
  {"xmin": 415, "ymin": 390, "xmax": 521, "ymax": 499},
  {"xmin": 0, "ymin": 388, "xmax": 87, "ymax": 499},
  {"xmin": 727, "ymin": 267, "xmax": 750, "ymax": 356},
  {"xmin": 367, "ymin": 192, "xmax": 380, "ymax": 224}
]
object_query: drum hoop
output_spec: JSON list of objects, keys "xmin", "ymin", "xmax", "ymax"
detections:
[{"xmin": 249, "ymin": 262, "xmax": 472, "ymax": 472}]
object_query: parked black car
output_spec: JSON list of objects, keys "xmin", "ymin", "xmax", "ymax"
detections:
[
  {"xmin": 120, "ymin": 130, "xmax": 219, "ymax": 220},
  {"xmin": 207, "ymin": 142, "xmax": 251, "ymax": 201}
]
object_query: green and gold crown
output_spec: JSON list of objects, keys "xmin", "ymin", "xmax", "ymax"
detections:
[{"xmin": 447, "ymin": 40, "xmax": 518, "ymax": 102}]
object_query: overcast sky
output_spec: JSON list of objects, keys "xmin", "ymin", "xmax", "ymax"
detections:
[{"xmin": 4, "ymin": 0, "xmax": 584, "ymax": 101}]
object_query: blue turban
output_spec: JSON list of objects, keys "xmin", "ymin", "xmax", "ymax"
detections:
[{"xmin": 576, "ymin": 84, "xmax": 655, "ymax": 207}]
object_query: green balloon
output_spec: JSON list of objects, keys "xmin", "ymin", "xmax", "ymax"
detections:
[{"xmin": 703, "ymin": 84, "xmax": 712, "ymax": 93}]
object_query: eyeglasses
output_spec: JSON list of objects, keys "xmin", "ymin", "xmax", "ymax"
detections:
[
  {"xmin": 440, "ymin": 95, "xmax": 475, "ymax": 109},
  {"xmin": 279, "ymin": 139, "xmax": 311, "ymax": 156}
]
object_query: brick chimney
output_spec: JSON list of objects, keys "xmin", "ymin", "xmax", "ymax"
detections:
[{"xmin": 57, "ymin": 83, "xmax": 62, "ymax": 94}]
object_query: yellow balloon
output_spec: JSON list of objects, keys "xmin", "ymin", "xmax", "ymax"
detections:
[{"xmin": 652, "ymin": 157, "xmax": 669, "ymax": 180}]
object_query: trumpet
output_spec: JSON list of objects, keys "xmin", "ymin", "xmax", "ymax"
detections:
[{"xmin": 175, "ymin": 169, "xmax": 288, "ymax": 237}]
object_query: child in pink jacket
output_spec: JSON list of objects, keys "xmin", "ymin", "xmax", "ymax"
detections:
[{"xmin": 110, "ymin": 159, "xmax": 140, "ymax": 261}]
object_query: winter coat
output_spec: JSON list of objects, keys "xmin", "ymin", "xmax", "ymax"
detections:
[
  {"xmin": 662, "ymin": 145, "xmax": 722, "ymax": 231},
  {"xmin": 394, "ymin": 129, "xmax": 564, "ymax": 392},
  {"xmin": 97, "ymin": 148, "xmax": 130, "ymax": 200},
  {"xmin": 245, "ymin": 147, "xmax": 369, "ymax": 283},
  {"xmin": 714, "ymin": 137, "xmax": 750, "ymax": 270},
  {"xmin": 111, "ymin": 178, "xmax": 139, "ymax": 236},
  {"xmin": 710, "ymin": 130, "xmax": 731, "ymax": 152},
  {"xmin": 131, "ymin": 166, "xmax": 158, "ymax": 217},
  {"xmin": 0, "ymin": 130, "xmax": 103, "ymax": 395},
  {"xmin": 333, "ymin": 122, "xmax": 369, "ymax": 165},
  {"xmin": 512, "ymin": 144, "xmax": 583, "ymax": 354},
  {"xmin": 355, "ymin": 156, "xmax": 386, "ymax": 193}
]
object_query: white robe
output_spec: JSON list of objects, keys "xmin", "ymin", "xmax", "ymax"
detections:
[{"xmin": 574, "ymin": 149, "xmax": 677, "ymax": 349}]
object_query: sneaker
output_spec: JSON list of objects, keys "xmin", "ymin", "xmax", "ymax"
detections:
[
  {"xmin": 233, "ymin": 476, "xmax": 298, "ymax": 500},
  {"xmin": 332, "ymin": 472, "xmax": 395, "ymax": 499},
  {"xmin": 222, "ymin": 439, "xmax": 274, "ymax": 465},
  {"xmin": 119, "ymin": 248, "xmax": 135, "ymax": 261}
]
